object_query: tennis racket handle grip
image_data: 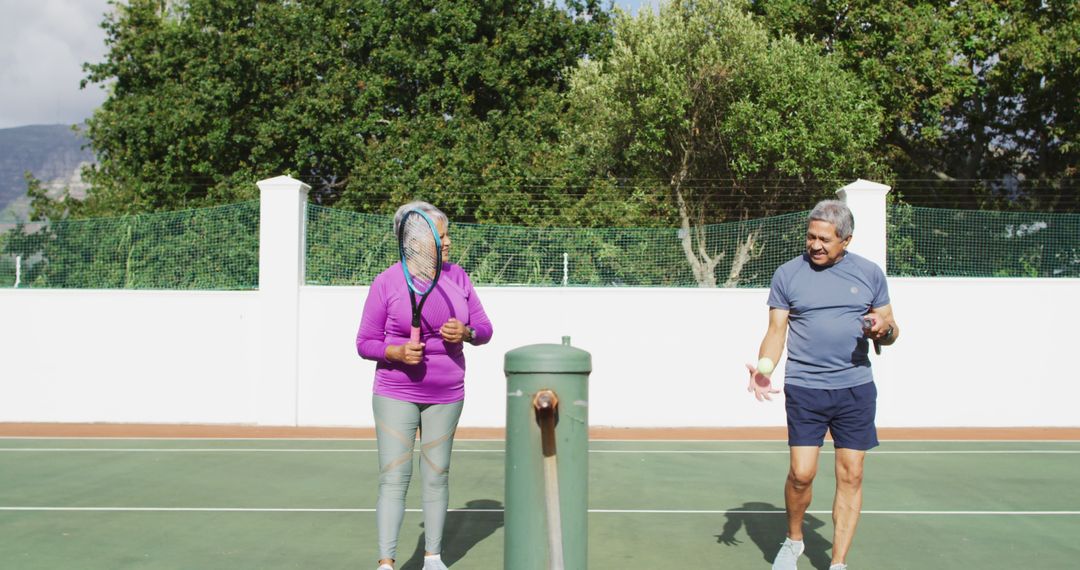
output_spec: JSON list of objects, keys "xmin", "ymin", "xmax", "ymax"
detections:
[{"xmin": 410, "ymin": 327, "xmax": 420, "ymax": 344}]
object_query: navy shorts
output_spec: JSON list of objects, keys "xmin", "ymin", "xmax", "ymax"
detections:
[{"xmin": 784, "ymin": 382, "xmax": 879, "ymax": 450}]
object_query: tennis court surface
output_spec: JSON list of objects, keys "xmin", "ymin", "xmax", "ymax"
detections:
[{"xmin": 2, "ymin": 425, "xmax": 1078, "ymax": 569}]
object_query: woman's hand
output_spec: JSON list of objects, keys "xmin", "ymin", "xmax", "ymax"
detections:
[
  {"xmin": 386, "ymin": 342, "xmax": 424, "ymax": 365},
  {"xmin": 440, "ymin": 317, "xmax": 472, "ymax": 344}
]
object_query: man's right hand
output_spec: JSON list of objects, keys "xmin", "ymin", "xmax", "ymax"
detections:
[
  {"xmin": 388, "ymin": 342, "xmax": 424, "ymax": 365},
  {"xmin": 746, "ymin": 363, "xmax": 780, "ymax": 402}
]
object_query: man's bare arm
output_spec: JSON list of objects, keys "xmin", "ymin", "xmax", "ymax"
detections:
[
  {"xmin": 759, "ymin": 308, "xmax": 790, "ymax": 363},
  {"xmin": 747, "ymin": 308, "xmax": 789, "ymax": 401}
]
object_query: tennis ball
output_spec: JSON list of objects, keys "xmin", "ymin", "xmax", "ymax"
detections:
[{"xmin": 756, "ymin": 357, "xmax": 775, "ymax": 375}]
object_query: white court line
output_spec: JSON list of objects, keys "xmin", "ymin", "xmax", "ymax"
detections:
[
  {"xmin": 0, "ymin": 437, "xmax": 382, "ymax": 442},
  {"xmin": 1, "ymin": 506, "xmax": 1078, "ymax": 515},
  {"xmin": 586, "ymin": 509, "xmax": 1080, "ymax": 515},
  {"xmin": 590, "ymin": 449, "xmax": 1080, "ymax": 454},
  {"xmin": 2, "ymin": 448, "xmax": 1079, "ymax": 455},
  {"xmin": 0, "ymin": 448, "xmax": 379, "ymax": 453},
  {"xmin": 1, "ymin": 437, "xmax": 1078, "ymax": 443}
]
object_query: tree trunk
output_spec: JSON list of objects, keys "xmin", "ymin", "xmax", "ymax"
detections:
[
  {"xmin": 722, "ymin": 230, "xmax": 760, "ymax": 288},
  {"xmin": 671, "ymin": 126, "xmax": 724, "ymax": 287}
]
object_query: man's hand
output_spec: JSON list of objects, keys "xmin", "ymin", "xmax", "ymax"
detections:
[
  {"xmin": 746, "ymin": 363, "xmax": 780, "ymax": 402},
  {"xmin": 440, "ymin": 317, "xmax": 471, "ymax": 344},
  {"xmin": 387, "ymin": 342, "xmax": 424, "ymax": 365},
  {"xmin": 863, "ymin": 313, "xmax": 894, "ymax": 343}
]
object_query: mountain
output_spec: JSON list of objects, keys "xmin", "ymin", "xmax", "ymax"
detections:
[{"xmin": 0, "ymin": 124, "xmax": 95, "ymax": 222}]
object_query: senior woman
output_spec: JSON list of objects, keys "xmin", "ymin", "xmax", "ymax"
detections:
[{"xmin": 356, "ymin": 201, "xmax": 493, "ymax": 570}]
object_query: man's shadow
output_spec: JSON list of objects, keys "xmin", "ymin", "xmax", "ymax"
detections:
[
  {"xmin": 398, "ymin": 499, "xmax": 504, "ymax": 569},
  {"xmin": 715, "ymin": 501, "xmax": 832, "ymax": 570}
]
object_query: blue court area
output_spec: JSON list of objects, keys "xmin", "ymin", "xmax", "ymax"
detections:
[{"xmin": 2, "ymin": 438, "xmax": 1078, "ymax": 569}]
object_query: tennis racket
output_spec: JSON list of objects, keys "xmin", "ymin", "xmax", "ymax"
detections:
[
  {"xmin": 862, "ymin": 316, "xmax": 882, "ymax": 355},
  {"xmin": 397, "ymin": 209, "xmax": 443, "ymax": 344}
]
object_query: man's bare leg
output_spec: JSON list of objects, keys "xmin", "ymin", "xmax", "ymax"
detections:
[
  {"xmin": 786, "ymin": 446, "xmax": 821, "ymax": 539},
  {"xmin": 773, "ymin": 446, "xmax": 821, "ymax": 569},
  {"xmin": 830, "ymin": 448, "xmax": 866, "ymax": 566}
]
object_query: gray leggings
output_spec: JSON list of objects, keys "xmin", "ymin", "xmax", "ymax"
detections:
[{"xmin": 373, "ymin": 394, "xmax": 463, "ymax": 561}]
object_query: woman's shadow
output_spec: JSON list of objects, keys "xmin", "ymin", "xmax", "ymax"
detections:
[
  {"xmin": 715, "ymin": 501, "xmax": 832, "ymax": 570},
  {"xmin": 398, "ymin": 499, "xmax": 504, "ymax": 569}
]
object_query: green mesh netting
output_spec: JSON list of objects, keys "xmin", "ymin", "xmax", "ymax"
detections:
[
  {"xmin": 305, "ymin": 205, "xmax": 810, "ymax": 287},
  {"xmin": 0, "ymin": 201, "xmax": 259, "ymax": 289},
  {"xmin": 4, "ymin": 201, "xmax": 1076, "ymax": 290},
  {"xmin": 888, "ymin": 205, "xmax": 1080, "ymax": 278}
]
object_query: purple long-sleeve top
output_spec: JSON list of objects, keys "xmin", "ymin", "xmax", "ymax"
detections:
[{"xmin": 356, "ymin": 262, "xmax": 493, "ymax": 403}]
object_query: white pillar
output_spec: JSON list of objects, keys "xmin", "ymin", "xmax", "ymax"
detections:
[
  {"xmin": 836, "ymin": 179, "xmax": 891, "ymax": 273},
  {"xmin": 256, "ymin": 175, "xmax": 310, "ymax": 425}
]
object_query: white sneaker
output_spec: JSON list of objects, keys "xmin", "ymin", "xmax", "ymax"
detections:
[
  {"xmin": 423, "ymin": 555, "xmax": 448, "ymax": 570},
  {"xmin": 772, "ymin": 537, "xmax": 805, "ymax": 570},
  {"xmin": 377, "ymin": 565, "xmax": 393, "ymax": 570},
  {"xmin": 829, "ymin": 565, "xmax": 847, "ymax": 570}
]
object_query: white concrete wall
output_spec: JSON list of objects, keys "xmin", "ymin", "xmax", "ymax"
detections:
[
  {"xmin": 2, "ymin": 279, "xmax": 1076, "ymax": 428},
  {"xmin": 880, "ymin": 278, "xmax": 1079, "ymax": 427},
  {"xmin": 294, "ymin": 279, "xmax": 1080, "ymax": 428},
  {"xmin": 0, "ymin": 290, "xmax": 262, "ymax": 424}
]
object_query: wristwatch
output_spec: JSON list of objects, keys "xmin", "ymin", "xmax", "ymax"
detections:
[{"xmin": 465, "ymin": 326, "xmax": 477, "ymax": 343}]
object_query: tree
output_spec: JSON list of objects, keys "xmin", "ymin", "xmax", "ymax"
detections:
[
  {"xmin": 62, "ymin": 0, "xmax": 612, "ymax": 221},
  {"xmin": 563, "ymin": 0, "xmax": 884, "ymax": 286},
  {"xmin": 749, "ymin": 0, "xmax": 1080, "ymax": 210}
]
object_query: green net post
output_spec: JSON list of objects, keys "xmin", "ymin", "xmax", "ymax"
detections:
[{"xmin": 504, "ymin": 337, "xmax": 591, "ymax": 570}]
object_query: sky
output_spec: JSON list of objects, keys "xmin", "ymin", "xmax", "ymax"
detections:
[{"xmin": 0, "ymin": 0, "xmax": 649, "ymax": 130}]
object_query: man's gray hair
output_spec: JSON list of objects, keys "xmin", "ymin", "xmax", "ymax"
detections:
[
  {"xmin": 393, "ymin": 201, "xmax": 448, "ymax": 235},
  {"xmin": 808, "ymin": 199, "xmax": 854, "ymax": 239}
]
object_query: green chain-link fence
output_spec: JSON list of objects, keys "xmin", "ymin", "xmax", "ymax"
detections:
[
  {"xmin": 3, "ymin": 201, "xmax": 1077, "ymax": 289},
  {"xmin": 888, "ymin": 205, "xmax": 1080, "ymax": 278},
  {"xmin": 0, "ymin": 201, "xmax": 259, "ymax": 289},
  {"xmin": 305, "ymin": 205, "xmax": 809, "ymax": 287}
]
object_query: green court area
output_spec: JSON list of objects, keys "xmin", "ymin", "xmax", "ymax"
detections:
[{"xmin": 2, "ymin": 438, "xmax": 1078, "ymax": 569}]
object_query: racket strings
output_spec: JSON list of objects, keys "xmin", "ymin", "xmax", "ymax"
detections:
[{"xmin": 401, "ymin": 216, "xmax": 439, "ymax": 292}]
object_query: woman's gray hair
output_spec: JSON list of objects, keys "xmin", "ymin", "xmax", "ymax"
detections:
[
  {"xmin": 808, "ymin": 199, "xmax": 854, "ymax": 239},
  {"xmin": 393, "ymin": 201, "xmax": 449, "ymax": 235}
]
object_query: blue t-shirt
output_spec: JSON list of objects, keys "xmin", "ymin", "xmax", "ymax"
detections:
[{"xmin": 767, "ymin": 251, "xmax": 890, "ymax": 389}]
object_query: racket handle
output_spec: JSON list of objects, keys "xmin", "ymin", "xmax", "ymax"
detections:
[
  {"xmin": 863, "ymin": 316, "xmax": 883, "ymax": 355},
  {"xmin": 410, "ymin": 326, "xmax": 420, "ymax": 344}
]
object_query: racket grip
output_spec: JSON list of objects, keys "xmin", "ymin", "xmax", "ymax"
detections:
[
  {"xmin": 410, "ymin": 326, "xmax": 420, "ymax": 344},
  {"xmin": 863, "ymin": 316, "xmax": 883, "ymax": 354}
]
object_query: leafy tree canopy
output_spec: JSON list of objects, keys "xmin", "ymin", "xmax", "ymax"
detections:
[
  {"xmin": 71, "ymin": 0, "xmax": 612, "ymax": 222},
  {"xmin": 562, "ymin": 0, "xmax": 885, "ymax": 284},
  {"xmin": 567, "ymin": 0, "xmax": 885, "ymax": 219},
  {"xmin": 748, "ymin": 0, "xmax": 1080, "ymax": 210}
]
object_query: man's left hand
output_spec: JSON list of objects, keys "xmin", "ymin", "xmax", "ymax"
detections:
[{"xmin": 864, "ymin": 312, "xmax": 893, "ymax": 342}]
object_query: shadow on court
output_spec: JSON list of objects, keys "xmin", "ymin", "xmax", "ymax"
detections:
[
  {"xmin": 716, "ymin": 501, "xmax": 832, "ymax": 570},
  {"xmin": 399, "ymin": 499, "xmax": 504, "ymax": 569}
]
